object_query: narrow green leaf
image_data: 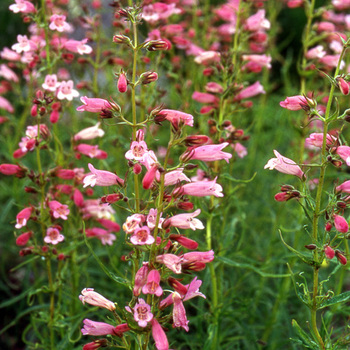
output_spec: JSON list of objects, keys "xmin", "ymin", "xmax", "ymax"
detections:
[
  {"xmin": 291, "ymin": 319, "xmax": 319, "ymax": 349},
  {"xmin": 319, "ymin": 291, "xmax": 350, "ymax": 309},
  {"xmin": 220, "ymin": 172, "xmax": 257, "ymax": 183}
]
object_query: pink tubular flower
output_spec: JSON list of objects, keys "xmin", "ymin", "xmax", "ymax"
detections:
[
  {"xmin": 338, "ymin": 78, "xmax": 349, "ymax": 96},
  {"xmin": 334, "ymin": 214, "xmax": 348, "ymax": 233},
  {"xmin": 133, "ymin": 263, "xmax": 149, "ymax": 296},
  {"xmin": 0, "ymin": 164, "xmax": 25, "ymax": 177},
  {"xmin": 85, "ymin": 228, "xmax": 116, "ymax": 246},
  {"xmin": 170, "ymin": 234, "xmax": 198, "ymax": 250},
  {"xmin": 192, "ymin": 91, "xmax": 219, "ymax": 105},
  {"xmin": 64, "ymin": 39, "xmax": 92, "ymax": 55},
  {"xmin": 181, "ymin": 250, "xmax": 214, "ymax": 264},
  {"xmin": 306, "ymin": 45, "xmax": 326, "ymax": 59},
  {"xmin": 130, "ymin": 226, "xmax": 155, "ymax": 245},
  {"xmin": 57, "ymin": 80, "xmax": 79, "ymax": 101},
  {"xmin": 242, "ymin": 54, "xmax": 272, "ymax": 70},
  {"xmin": 44, "ymin": 227, "xmax": 64, "ymax": 245},
  {"xmin": 79, "ymin": 288, "xmax": 116, "ymax": 311},
  {"xmin": 177, "ymin": 177, "xmax": 224, "ymax": 197},
  {"xmin": 264, "ymin": 150, "xmax": 305, "ymax": 179},
  {"xmin": 117, "ymin": 73, "xmax": 127, "ymax": 93},
  {"xmin": 0, "ymin": 96, "xmax": 14, "ymax": 113},
  {"xmin": 194, "ymin": 50, "xmax": 221, "ymax": 65},
  {"xmin": 232, "ymin": 143, "xmax": 248, "ymax": 158},
  {"xmin": 156, "ymin": 254, "xmax": 182, "ymax": 274},
  {"xmin": 9, "ymin": 0, "xmax": 36, "ymax": 13},
  {"xmin": 336, "ymin": 146, "xmax": 350, "ymax": 166},
  {"xmin": 279, "ymin": 95, "xmax": 313, "ymax": 111},
  {"xmin": 165, "ymin": 209, "xmax": 204, "ymax": 231},
  {"xmin": 245, "ymin": 10, "xmax": 270, "ymax": 31},
  {"xmin": 11, "ymin": 35, "xmax": 37, "ymax": 53},
  {"xmin": 305, "ymin": 133, "xmax": 336, "ymax": 148},
  {"xmin": 143, "ymin": 164, "xmax": 158, "ymax": 189},
  {"xmin": 184, "ymin": 142, "xmax": 232, "ymax": 163},
  {"xmin": 164, "ymin": 169, "xmax": 190, "ymax": 186},
  {"xmin": 83, "ymin": 339, "xmax": 108, "ymax": 350},
  {"xmin": 49, "ymin": 14, "xmax": 71, "ymax": 32},
  {"xmin": 235, "ymin": 81, "xmax": 265, "ymax": 101},
  {"xmin": 74, "ymin": 122, "xmax": 105, "ymax": 141},
  {"xmin": 133, "ymin": 298, "xmax": 153, "ymax": 327},
  {"xmin": 0, "ymin": 64, "xmax": 19, "ymax": 82},
  {"xmin": 142, "ymin": 270, "xmax": 163, "ymax": 297},
  {"xmin": 77, "ymin": 96, "xmax": 112, "ymax": 113},
  {"xmin": 172, "ymin": 292, "xmax": 189, "ymax": 332},
  {"xmin": 151, "ymin": 318, "xmax": 169, "ymax": 350},
  {"xmin": 16, "ymin": 231, "xmax": 33, "ymax": 246},
  {"xmin": 81, "ymin": 319, "xmax": 117, "ymax": 336},
  {"xmin": 76, "ymin": 144, "xmax": 107, "ymax": 159},
  {"xmin": 42, "ymin": 74, "xmax": 60, "ymax": 92},
  {"xmin": 336, "ymin": 180, "xmax": 350, "ymax": 193},
  {"xmin": 123, "ymin": 214, "xmax": 145, "ymax": 233},
  {"xmin": 48, "ymin": 200, "xmax": 70, "ymax": 220},
  {"xmin": 156, "ymin": 109, "xmax": 194, "ymax": 127},
  {"xmin": 83, "ymin": 163, "xmax": 124, "ymax": 188},
  {"xmin": 15, "ymin": 207, "xmax": 32, "ymax": 229}
]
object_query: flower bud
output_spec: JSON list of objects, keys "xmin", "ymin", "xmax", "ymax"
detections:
[
  {"xmin": 325, "ymin": 222, "xmax": 332, "ymax": 231},
  {"xmin": 146, "ymin": 40, "xmax": 169, "ymax": 51},
  {"xmin": 133, "ymin": 163, "xmax": 142, "ymax": 174},
  {"xmin": 335, "ymin": 250, "xmax": 347, "ymax": 265},
  {"xmin": 117, "ymin": 73, "xmax": 127, "ymax": 93},
  {"xmin": 113, "ymin": 34, "xmax": 131, "ymax": 45},
  {"xmin": 184, "ymin": 135, "xmax": 210, "ymax": 147},
  {"xmin": 31, "ymin": 105, "xmax": 37, "ymax": 117},
  {"xmin": 324, "ymin": 245, "xmax": 335, "ymax": 259},
  {"xmin": 139, "ymin": 71, "xmax": 158, "ymax": 84},
  {"xmin": 16, "ymin": 231, "xmax": 33, "ymax": 246},
  {"xmin": 304, "ymin": 244, "xmax": 317, "ymax": 250},
  {"xmin": 338, "ymin": 78, "xmax": 349, "ymax": 96}
]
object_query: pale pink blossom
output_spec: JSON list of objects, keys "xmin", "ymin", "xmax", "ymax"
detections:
[
  {"xmin": 82, "ymin": 200, "xmax": 115, "ymax": 220},
  {"xmin": 74, "ymin": 122, "xmax": 105, "ymax": 141},
  {"xmin": 142, "ymin": 3, "xmax": 181, "ymax": 24},
  {"xmin": 306, "ymin": 45, "xmax": 326, "ymax": 59},
  {"xmin": 133, "ymin": 299, "xmax": 153, "ymax": 327},
  {"xmin": 125, "ymin": 141, "xmax": 149, "ymax": 161},
  {"xmin": 146, "ymin": 209, "xmax": 163, "ymax": 229},
  {"xmin": 11, "ymin": 35, "xmax": 37, "ymax": 53},
  {"xmin": 42, "ymin": 74, "xmax": 60, "ymax": 91},
  {"xmin": 336, "ymin": 146, "xmax": 350, "ymax": 166},
  {"xmin": 316, "ymin": 21, "xmax": 335, "ymax": 33},
  {"xmin": 130, "ymin": 226, "xmax": 155, "ymax": 245},
  {"xmin": 332, "ymin": 0, "xmax": 350, "ymax": 10},
  {"xmin": 57, "ymin": 80, "xmax": 79, "ymax": 101},
  {"xmin": 329, "ymin": 40, "xmax": 342, "ymax": 54},
  {"xmin": 164, "ymin": 169, "xmax": 190, "ymax": 186},
  {"xmin": 133, "ymin": 263, "xmax": 149, "ymax": 296},
  {"xmin": 165, "ymin": 209, "xmax": 204, "ymax": 231},
  {"xmin": 81, "ymin": 319, "xmax": 116, "ymax": 336},
  {"xmin": 83, "ymin": 163, "xmax": 124, "ymax": 188},
  {"xmin": 192, "ymin": 92, "xmax": 219, "ymax": 104},
  {"xmin": 319, "ymin": 55, "xmax": 344, "ymax": 69},
  {"xmin": 48, "ymin": 200, "xmax": 70, "ymax": 220},
  {"xmin": 142, "ymin": 270, "xmax": 163, "ymax": 297},
  {"xmin": 232, "ymin": 143, "xmax": 248, "ymax": 158},
  {"xmin": 205, "ymin": 82, "xmax": 224, "ymax": 94},
  {"xmin": 0, "ymin": 64, "xmax": 18, "ymax": 82},
  {"xmin": 181, "ymin": 250, "xmax": 214, "ymax": 264},
  {"xmin": 123, "ymin": 214, "xmax": 145, "ymax": 233},
  {"xmin": 242, "ymin": 54, "xmax": 271, "ymax": 70},
  {"xmin": 156, "ymin": 254, "xmax": 182, "ymax": 274},
  {"xmin": 172, "ymin": 292, "xmax": 189, "ymax": 331},
  {"xmin": 194, "ymin": 51, "xmax": 221, "ymax": 65},
  {"xmin": 15, "ymin": 207, "xmax": 32, "ymax": 229},
  {"xmin": 79, "ymin": 288, "xmax": 116, "ymax": 311},
  {"xmin": 77, "ymin": 96, "xmax": 112, "ymax": 113},
  {"xmin": 64, "ymin": 39, "xmax": 92, "ymax": 55},
  {"xmin": 185, "ymin": 142, "xmax": 232, "ymax": 163},
  {"xmin": 0, "ymin": 96, "xmax": 14, "ymax": 113},
  {"xmin": 9, "ymin": 0, "xmax": 36, "ymax": 14},
  {"xmin": 336, "ymin": 180, "xmax": 350, "ymax": 193},
  {"xmin": 245, "ymin": 10, "xmax": 270, "ymax": 31},
  {"xmin": 264, "ymin": 150, "xmax": 305, "ymax": 179},
  {"xmin": 235, "ymin": 81, "xmax": 265, "ymax": 101},
  {"xmin": 0, "ymin": 47, "xmax": 21, "ymax": 61},
  {"xmin": 280, "ymin": 95, "xmax": 313, "ymax": 111},
  {"xmin": 157, "ymin": 109, "xmax": 194, "ymax": 127},
  {"xmin": 338, "ymin": 78, "xmax": 349, "ymax": 95},
  {"xmin": 75, "ymin": 144, "xmax": 107, "ymax": 159},
  {"xmin": 85, "ymin": 227, "xmax": 116, "ymax": 245},
  {"xmin": 305, "ymin": 133, "xmax": 336, "ymax": 148},
  {"xmin": 44, "ymin": 227, "xmax": 64, "ymax": 245},
  {"xmin": 177, "ymin": 177, "xmax": 224, "ymax": 197},
  {"xmin": 49, "ymin": 14, "xmax": 71, "ymax": 32}
]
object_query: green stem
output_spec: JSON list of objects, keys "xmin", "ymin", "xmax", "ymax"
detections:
[
  {"xmin": 92, "ymin": 24, "xmax": 102, "ymax": 95},
  {"xmin": 41, "ymin": 0, "xmax": 51, "ymax": 72},
  {"xmin": 231, "ymin": 0, "xmax": 243, "ymax": 72}
]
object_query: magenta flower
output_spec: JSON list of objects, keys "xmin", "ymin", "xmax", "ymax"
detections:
[
  {"xmin": 16, "ymin": 231, "xmax": 33, "ymax": 246},
  {"xmin": 133, "ymin": 263, "xmax": 149, "ymax": 296},
  {"xmin": 147, "ymin": 208, "xmax": 163, "ymax": 229},
  {"xmin": 142, "ymin": 270, "xmax": 163, "ymax": 297},
  {"xmin": 156, "ymin": 254, "xmax": 182, "ymax": 274},
  {"xmin": 81, "ymin": 319, "xmax": 116, "ymax": 336},
  {"xmin": 279, "ymin": 95, "xmax": 313, "ymax": 111},
  {"xmin": 336, "ymin": 146, "xmax": 350, "ymax": 166},
  {"xmin": 77, "ymin": 96, "xmax": 112, "ymax": 113},
  {"xmin": 170, "ymin": 234, "xmax": 198, "ymax": 250},
  {"xmin": 177, "ymin": 177, "xmax": 224, "ymax": 197},
  {"xmin": 336, "ymin": 180, "xmax": 350, "ymax": 193},
  {"xmin": 79, "ymin": 288, "xmax": 116, "ymax": 311},
  {"xmin": 48, "ymin": 200, "xmax": 70, "ymax": 220},
  {"xmin": 44, "ymin": 227, "xmax": 64, "ymax": 245},
  {"xmin": 324, "ymin": 246, "xmax": 335, "ymax": 259},
  {"xmin": 334, "ymin": 214, "xmax": 348, "ymax": 233},
  {"xmin": 165, "ymin": 209, "xmax": 204, "ymax": 231},
  {"xmin": 338, "ymin": 78, "xmax": 349, "ymax": 96},
  {"xmin": 181, "ymin": 250, "xmax": 214, "ymax": 265},
  {"xmin": 151, "ymin": 318, "xmax": 169, "ymax": 350},
  {"xmin": 83, "ymin": 163, "xmax": 124, "ymax": 188},
  {"xmin": 142, "ymin": 164, "xmax": 158, "ymax": 189},
  {"xmin": 184, "ymin": 142, "xmax": 232, "ymax": 163},
  {"xmin": 117, "ymin": 73, "xmax": 127, "ymax": 93},
  {"xmin": 15, "ymin": 206, "xmax": 32, "ymax": 229},
  {"xmin": 172, "ymin": 292, "xmax": 189, "ymax": 332},
  {"xmin": 83, "ymin": 340, "xmax": 107, "ymax": 350},
  {"xmin": 133, "ymin": 298, "xmax": 153, "ymax": 327},
  {"xmin": 64, "ymin": 39, "xmax": 92, "ymax": 55},
  {"xmin": 192, "ymin": 91, "xmax": 219, "ymax": 104},
  {"xmin": 130, "ymin": 226, "xmax": 155, "ymax": 245},
  {"xmin": 264, "ymin": 150, "xmax": 305, "ymax": 179},
  {"xmin": 235, "ymin": 81, "xmax": 265, "ymax": 100},
  {"xmin": 74, "ymin": 122, "xmax": 105, "ymax": 141}
]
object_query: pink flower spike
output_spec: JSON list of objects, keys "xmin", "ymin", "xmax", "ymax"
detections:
[
  {"xmin": 165, "ymin": 209, "xmax": 204, "ymax": 231},
  {"xmin": 49, "ymin": 14, "xmax": 71, "ymax": 32},
  {"xmin": 48, "ymin": 200, "xmax": 70, "ymax": 220},
  {"xmin": 264, "ymin": 150, "xmax": 305, "ymax": 179},
  {"xmin": 142, "ymin": 270, "xmax": 163, "ymax": 297},
  {"xmin": 57, "ymin": 80, "xmax": 79, "ymax": 101},
  {"xmin": 156, "ymin": 254, "xmax": 182, "ymax": 274},
  {"xmin": 15, "ymin": 207, "xmax": 33, "ymax": 229},
  {"xmin": 83, "ymin": 163, "xmax": 124, "ymax": 188},
  {"xmin": 334, "ymin": 214, "xmax": 348, "ymax": 233},
  {"xmin": 336, "ymin": 146, "xmax": 350, "ymax": 166},
  {"xmin": 186, "ymin": 142, "xmax": 232, "ymax": 163},
  {"xmin": 81, "ymin": 319, "xmax": 116, "ymax": 336},
  {"xmin": 151, "ymin": 318, "xmax": 169, "ymax": 350},
  {"xmin": 79, "ymin": 288, "xmax": 116, "ymax": 311},
  {"xmin": 177, "ymin": 177, "xmax": 224, "ymax": 197},
  {"xmin": 134, "ymin": 298, "xmax": 153, "ymax": 327},
  {"xmin": 130, "ymin": 226, "xmax": 155, "ymax": 245},
  {"xmin": 77, "ymin": 96, "xmax": 112, "ymax": 113},
  {"xmin": 172, "ymin": 292, "xmax": 189, "ymax": 332},
  {"xmin": 44, "ymin": 227, "xmax": 64, "ymax": 245}
]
